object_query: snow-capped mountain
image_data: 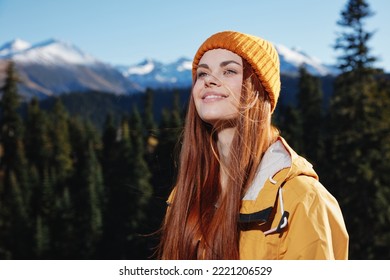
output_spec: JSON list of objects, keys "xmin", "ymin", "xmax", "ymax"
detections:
[
  {"xmin": 0, "ymin": 38, "xmax": 31, "ymax": 57},
  {"xmin": 275, "ymin": 44, "xmax": 338, "ymax": 76},
  {"xmin": 117, "ymin": 46, "xmax": 337, "ymax": 91},
  {"xmin": 117, "ymin": 57, "xmax": 192, "ymax": 91},
  {"xmin": 8, "ymin": 38, "xmax": 100, "ymax": 66},
  {"xmin": 0, "ymin": 39, "xmax": 139, "ymax": 99},
  {"xmin": 0, "ymin": 38, "xmax": 337, "ymax": 99}
]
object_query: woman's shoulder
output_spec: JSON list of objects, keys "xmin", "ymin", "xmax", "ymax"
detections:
[{"xmin": 283, "ymin": 174, "xmax": 340, "ymax": 212}]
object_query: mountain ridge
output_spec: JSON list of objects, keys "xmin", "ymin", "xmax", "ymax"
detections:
[{"xmin": 0, "ymin": 38, "xmax": 338, "ymax": 100}]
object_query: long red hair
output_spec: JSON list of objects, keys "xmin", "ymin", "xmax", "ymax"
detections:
[{"xmin": 158, "ymin": 60, "xmax": 279, "ymax": 259}]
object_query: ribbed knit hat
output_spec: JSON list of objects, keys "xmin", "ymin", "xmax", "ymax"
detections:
[{"xmin": 192, "ymin": 31, "xmax": 281, "ymax": 112}]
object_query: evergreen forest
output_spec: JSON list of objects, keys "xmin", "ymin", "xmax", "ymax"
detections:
[{"xmin": 0, "ymin": 0, "xmax": 389, "ymax": 260}]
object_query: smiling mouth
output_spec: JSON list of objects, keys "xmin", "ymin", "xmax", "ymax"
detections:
[{"xmin": 202, "ymin": 93, "xmax": 228, "ymax": 100}]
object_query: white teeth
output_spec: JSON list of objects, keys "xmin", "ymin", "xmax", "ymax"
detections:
[{"xmin": 204, "ymin": 95, "xmax": 225, "ymax": 99}]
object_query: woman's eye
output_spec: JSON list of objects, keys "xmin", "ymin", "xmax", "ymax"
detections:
[
  {"xmin": 224, "ymin": 69, "xmax": 237, "ymax": 75},
  {"xmin": 197, "ymin": 71, "xmax": 208, "ymax": 78}
]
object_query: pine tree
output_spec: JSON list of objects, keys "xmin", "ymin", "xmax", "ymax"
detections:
[
  {"xmin": 63, "ymin": 118, "xmax": 104, "ymax": 259},
  {"xmin": 34, "ymin": 215, "xmax": 48, "ymax": 258},
  {"xmin": 101, "ymin": 115, "xmax": 134, "ymax": 259},
  {"xmin": 24, "ymin": 102, "xmax": 52, "ymax": 257},
  {"xmin": 53, "ymin": 185, "xmax": 76, "ymax": 259},
  {"xmin": 0, "ymin": 62, "xmax": 26, "ymax": 180},
  {"xmin": 152, "ymin": 90, "xmax": 183, "ymax": 194},
  {"xmin": 40, "ymin": 99, "xmax": 75, "ymax": 258},
  {"xmin": 144, "ymin": 88, "xmax": 157, "ymax": 138},
  {"xmin": 48, "ymin": 98, "xmax": 73, "ymax": 182},
  {"xmin": 334, "ymin": 0, "xmax": 377, "ymax": 73},
  {"xmin": 83, "ymin": 140, "xmax": 104, "ymax": 258},
  {"xmin": 128, "ymin": 108, "xmax": 153, "ymax": 258},
  {"xmin": 100, "ymin": 113, "xmax": 118, "ymax": 258},
  {"xmin": 148, "ymin": 91, "xmax": 185, "ymax": 256},
  {"xmin": 296, "ymin": 66, "xmax": 324, "ymax": 166},
  {"xmin": 6, "ymin": 171, "xmax": 30, "ymax": 258},
  {"xmin": 33, "ymin": 165, "xmax": 52, "ymax": 260},
  {"xmin": 373, "ymin": 77, "xmax": 390, "ymax": 257},
  {"xmin": 24, "ymin": 98, "xmax": 52, "ymax": 176},
  {"xmin": 130, "ymin": 108, "xmax": 153, "ymax": 210},
  {"xmin": 102, "ymin": 113, "xmax": 118, "ymax": 178},
  {"xmin": 326, "ymin": 0, "xmax": 390, "ymax": 259},
  {"xmin": 171, "ymin": 89, "xmax": 184, "ymax": 132},
  {"xmin": 0, "ymin": 61, "xmax": 32, "ymax": 259},
  {"xmin": 273, "ymin": 101, "xmax": 303, "ymax": 154}
]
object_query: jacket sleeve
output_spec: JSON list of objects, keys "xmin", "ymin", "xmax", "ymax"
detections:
[{"xmin": 281, "ymin": 178, "xmax": 349, "ymax": 260}]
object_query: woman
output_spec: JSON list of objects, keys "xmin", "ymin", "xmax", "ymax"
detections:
[{"xmin": 158, "ymin": 31, "xmax": 349, "ymax": 260}]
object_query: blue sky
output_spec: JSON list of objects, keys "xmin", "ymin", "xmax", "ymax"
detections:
[{"xmin": 0, "ymin": 0, "xmax": 389, "ymax": 71}]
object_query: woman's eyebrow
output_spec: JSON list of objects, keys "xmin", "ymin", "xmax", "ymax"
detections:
[
  {"xmin": 197, "ymin": 63, "xmax": 209, "ymax": 70},
  {"xmin": 220, "ymin": 60, "xmax": 242, "ymax": 67},
  {"xmin": 197, "ymin": 60, "xmax": 242, "ymax": 70}
]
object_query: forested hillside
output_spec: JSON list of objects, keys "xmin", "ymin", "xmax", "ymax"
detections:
[{"xmin": 0, "ymin": 0, "xmax": 389, "ymax": 260}]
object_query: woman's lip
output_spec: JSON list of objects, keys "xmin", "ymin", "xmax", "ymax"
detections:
[{"xmin": 201, "ymin": 92, "xmax": 228, "ymax": 100}]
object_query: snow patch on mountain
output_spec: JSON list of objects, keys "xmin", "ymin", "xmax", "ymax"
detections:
[
  {"xmin": 120, "ymin": 58, "xmax": 155, "ymax": 76},
  {"xmin": 1, "ymin": 38, "xmax": 100, "ymax": 66},
  {"xmin": 276, "ymin": 44, "xmax": 337, "ymax": 76},
  {"xmin": 117, "ymin": 57, "xmax": 193, "ymax": 90},
  {"xmin": 0, "ymin": 38, "xmax": 31, "ymax": 56},
  {"xmin": 177, "ymin": 59, "xmax": 192, "ymax": 72}
]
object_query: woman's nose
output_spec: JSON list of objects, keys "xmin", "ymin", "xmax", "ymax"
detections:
[{"xmin": 204, "ymin": 74, "xmax": 220, "ymax": 87}]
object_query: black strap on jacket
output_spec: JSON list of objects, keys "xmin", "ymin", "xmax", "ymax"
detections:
[{"xmin": 239, "ymin": 184, "xmax": 289, "ymax": 234}]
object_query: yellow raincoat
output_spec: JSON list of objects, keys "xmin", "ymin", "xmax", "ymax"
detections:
[
  {"xmin": 166, "ymin": 137, "xmax": 349, "ymax": 259},
  {"xmin": 239, "ymin": 137, "xmax": 349, "ymax": 259}
]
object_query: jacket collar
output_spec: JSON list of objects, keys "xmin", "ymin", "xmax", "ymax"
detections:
[
  {"xmin": 240, "ymin": 136, "xmax": 317, "ymax": 215},
  {"xmin": 243, "ymin": 138, "xmax": 292, "ymax": 201}
]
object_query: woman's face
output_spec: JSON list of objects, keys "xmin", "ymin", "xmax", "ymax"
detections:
[{"xmin": 193, "ymin": 49, "xmax": 243, "ymax": 126}]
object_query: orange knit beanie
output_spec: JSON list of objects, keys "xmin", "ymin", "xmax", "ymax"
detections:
[{"xmin": 192, "ymin": 31, "xmax": 281, "ymax": 113}]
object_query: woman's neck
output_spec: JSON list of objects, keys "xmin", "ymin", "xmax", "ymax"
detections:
[
  {"xmin": 217, "ymin": 127, "xmax": 236, "ymax": 193},
  {"xmin": 217, "ymin": 127, "xmax": 235, "ymax": 162}
]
